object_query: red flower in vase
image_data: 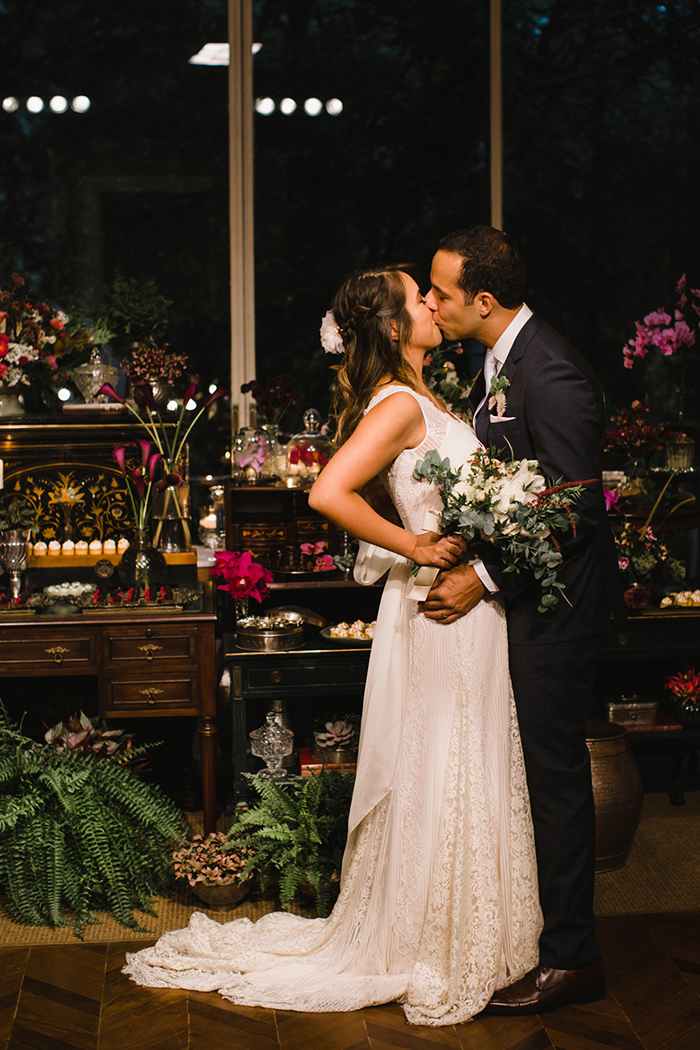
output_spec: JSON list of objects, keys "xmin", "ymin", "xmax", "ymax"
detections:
[{"xmin": 209, "ymin": 550, "xmax": 273, "ymax": 602}]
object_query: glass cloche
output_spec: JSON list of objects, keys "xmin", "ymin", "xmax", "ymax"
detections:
[{"xmin": 285, "ymin": 409, "xmax": 332, "ymax": 488}]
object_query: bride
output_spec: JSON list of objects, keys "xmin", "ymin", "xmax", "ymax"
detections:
[{"xmin": 124, "ymin": 263, "xmax": 541, "ymax": 1026}]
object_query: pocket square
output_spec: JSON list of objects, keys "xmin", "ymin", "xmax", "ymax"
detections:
[{"xmin": 489, "ymin": 414, "xmax": 516, "ymax": 423}]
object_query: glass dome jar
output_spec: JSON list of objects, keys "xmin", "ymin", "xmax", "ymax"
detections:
[
  {"xmin": 231, "ymin": 426, "xmax": 272, "ymax": 484},
  {"xmin": 285, "ymin": 409, "xmax": 332, "ymax": 488}
]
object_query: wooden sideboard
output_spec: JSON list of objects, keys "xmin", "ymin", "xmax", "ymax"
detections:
[{"xmin": 0, "ymin": 596, "xmax": 218, "ymax": 832}]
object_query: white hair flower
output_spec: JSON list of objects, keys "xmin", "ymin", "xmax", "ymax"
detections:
[{"xmin": 320, "ymin": 311, "xmax": 345, "ymax": 355}]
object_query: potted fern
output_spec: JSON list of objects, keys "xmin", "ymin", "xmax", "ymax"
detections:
[
  {"xmin": 0, "ymin": 705, "xmax": 187, "ymax": 936},
  {"xmin": 229, "ymin": 770, "xmax": 355, "ymax": 918}
]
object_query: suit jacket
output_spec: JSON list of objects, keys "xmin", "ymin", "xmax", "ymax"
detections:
[{"xmin": 469, "ymin": 313, "xmax": 624, "ymax": 645}]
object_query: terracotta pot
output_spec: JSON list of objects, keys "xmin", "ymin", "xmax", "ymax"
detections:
[{"xmin": 586, "ymin": 718, "xmax": 644, "ymax": 873}]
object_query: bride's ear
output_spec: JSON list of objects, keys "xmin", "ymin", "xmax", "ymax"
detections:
[{"xmin": 390, "ymin": 319, "xmax": 399, "ymax": 341}]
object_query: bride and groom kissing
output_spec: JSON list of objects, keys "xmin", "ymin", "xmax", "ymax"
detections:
[{"xmin": 125, "ymin": 225, "xmax": 623, "ymax": 1026}]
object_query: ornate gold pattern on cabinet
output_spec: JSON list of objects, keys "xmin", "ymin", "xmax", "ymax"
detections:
[{"xmin": 3, "ymin": 464, "xmax": 133, "ymax": 541}]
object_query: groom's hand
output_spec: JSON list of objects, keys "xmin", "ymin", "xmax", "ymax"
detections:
[{"xmin": 421, "ymin": 564, "xmax": 486, "ymax": 624}]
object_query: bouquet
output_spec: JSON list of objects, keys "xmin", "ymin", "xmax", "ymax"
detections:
[
  {"xmin": 422, "ymin": 341, "xmax": 473, "ymax": 419},
  {"xmin": 413, "ymin": 447, "xmax": 595, "ymax": 612}
]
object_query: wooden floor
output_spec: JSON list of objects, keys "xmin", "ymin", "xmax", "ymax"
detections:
[{"xmin": 1, "ymin": 912, "xmax": 699, "ymax": 1050}]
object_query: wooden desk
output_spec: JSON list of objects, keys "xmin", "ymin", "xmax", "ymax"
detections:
[{"xmin": 0, "ymin": 596, "xmax": 218, "ymax": 833}]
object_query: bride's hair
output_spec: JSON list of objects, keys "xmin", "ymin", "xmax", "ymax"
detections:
[{"xmin": 331, "ymin": 263, "xmax": 423, "ymax": 446}]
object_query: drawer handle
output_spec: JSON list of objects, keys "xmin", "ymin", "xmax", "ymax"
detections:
[
  {"xmin": 45, "ymin": 646, "xmax": 70, "ymax": 665},
  {"xmin": 270, "ymin": 670, "xmax": 283, "ymax": 684},
  {"xmin": 139, "ymin": 687, "xmax": 164, "ymax": 705},
  {"xmin": 138, "ymin": 643, "xmax": 163, "ymax": 661}
]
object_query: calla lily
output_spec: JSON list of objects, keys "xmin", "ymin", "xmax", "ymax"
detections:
[
  {"xmin": 204, "ymin": 387, "xmax": 226, "ymax": 409},
  {"xmin": 112, "ymin": 445, "xmax": 127, "ymax": 472},
  {"xmin": 129, "ymin": 471, "xmax": 146, "ymax": 500},
  {"xmin": 100, "ymin": 383, "xmax": 125, "ymax": 405},
  {"xmin": 157, "ymin": 472, "xmax": 183, "ymax": 493},
  {"xmin": 137, "ymin": 439, "xmax": 152, "ymax": 469},
  {"xmin": 133, "ymin": 380, "xmax": 157, "ymax": 411},
  {"xmin": 147, "ymin": 452, "xmax": 162, "ymax": 482},
  {"xmin": 185, "ymin": 372, "xmax": 200, "ymax": 403}
]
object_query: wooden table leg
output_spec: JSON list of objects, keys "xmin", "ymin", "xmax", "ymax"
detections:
[{"xmin": 198, "ymin": 716, "xmax": 217, "ymax": 833}]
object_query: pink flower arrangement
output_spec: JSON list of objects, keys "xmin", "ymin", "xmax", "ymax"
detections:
[
  {"xmin": 300, "ymin": 540, "xmax": 335, "ymax": 571},
  {"xmin": 623, "ymin": 275, "xmax": 700, "ymax": 369},
  {"xmin": 210, "ymin": 549, "xmax": 273, "ymax": 601}
]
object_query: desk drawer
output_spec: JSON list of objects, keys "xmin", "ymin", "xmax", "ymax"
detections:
[
  {"xmin": 244, "ymin": 659, "xmax": 369, "ymax": 693},
  {"xmin": 0, "ymin": 631, "xmax": 97, "ymax": 671},
  {"xmin": 105, "ymin": 626, "xmax": 197, "ymax": 666},
  {"xmin": 104, "ymin": 675, "xmax": 198, "ymax": 715}
]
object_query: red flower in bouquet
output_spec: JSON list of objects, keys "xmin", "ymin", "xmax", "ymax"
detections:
[{"xmin": 209, "ymin": 550, "xmax": 273, "ymax": 602}]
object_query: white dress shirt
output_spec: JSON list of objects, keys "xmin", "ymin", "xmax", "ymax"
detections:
[{"xmin": 472, "ymin": 303, "xmax": 533, "ymax": 593}]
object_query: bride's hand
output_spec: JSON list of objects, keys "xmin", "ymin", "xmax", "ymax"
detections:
[{"xmin": 410, "ymin": 532, "xmax": 466, "ymax": 568}]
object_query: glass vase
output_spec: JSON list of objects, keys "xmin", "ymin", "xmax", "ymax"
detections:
[
  {"xmin": 152, "ymin": 448, "xmax": 191, "ymax": 552},
  {"xmin": 118, "ymin": 528, "xmax": 167, "ymax": 591},
  {"xmin": 261, "ymin": 423, "xmax": 287, "ymax": 480}
]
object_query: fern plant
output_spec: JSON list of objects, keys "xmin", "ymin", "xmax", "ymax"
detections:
[
  {"xmin": 229, "ymin": 771, "xmax": 355, "ymax": 917},
  {"xmin": 0, "ymin": 706, "xmax": 187, "ymax": 936}
]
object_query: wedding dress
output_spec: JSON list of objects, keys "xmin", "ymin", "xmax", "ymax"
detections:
[{"xmin": 124, "ymin": 387, "xmax": 541, "ymax": 1025}]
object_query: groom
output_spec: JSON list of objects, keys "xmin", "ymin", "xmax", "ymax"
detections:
[{"xmin": 423, "ymin": 225, "xmax": 623, "ymax": 1015}]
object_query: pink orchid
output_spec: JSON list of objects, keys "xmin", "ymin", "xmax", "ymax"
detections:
[
  {"xmin": 314, "ymin": 554, "xmax": 335, "ymax": 572},
  {"xmin": 210, "ymin": 550, "xmax": 273, "ymax": 602},
  {"xmin": 604, "ymin": 489, "xmax": 620, "ymax": 512},
  {"xmin": 301, "ymin": 541, "xmax": 326, "ymax": 556}
]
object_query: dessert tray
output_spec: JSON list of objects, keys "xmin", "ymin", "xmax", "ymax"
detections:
[{"xmin": 320, "ymin": 621, "xmax": 375, "ymax": 646}]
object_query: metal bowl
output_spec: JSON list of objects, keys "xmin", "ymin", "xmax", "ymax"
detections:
[{"xmin": 236, "ymin": 613, "xmax": 305, "ymax": 651}]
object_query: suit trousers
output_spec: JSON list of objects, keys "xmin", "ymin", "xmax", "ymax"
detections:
[{"xmin": 508, "ymin": 632, "xmax": 604, "ymax": 971}]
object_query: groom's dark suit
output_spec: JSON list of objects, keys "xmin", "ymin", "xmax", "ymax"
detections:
[{"xmin": 470, "ymin": 312, "xmax": 623, "ymax": 971}]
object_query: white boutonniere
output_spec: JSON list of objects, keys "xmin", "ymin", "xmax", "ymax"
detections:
[{"xmin": 488, "ymin": 374, "xmax": 510, "ymax": 418}]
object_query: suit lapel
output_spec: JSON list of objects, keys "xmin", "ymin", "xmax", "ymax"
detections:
[{"xmin": 480, "ymin": 314, "xmax": 542, "ymax": 448}]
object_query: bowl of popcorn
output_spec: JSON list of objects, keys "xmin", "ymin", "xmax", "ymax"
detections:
[{"xmin": 320, "ymin": 620, "xmax": 376, "ymax": 646}]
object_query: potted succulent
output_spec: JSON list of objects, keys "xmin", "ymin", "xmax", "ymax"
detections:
[
  {"xmin": 312, "ymin": 712, "xmax": 361, "ymax": 764},
  {"xmin": 0, "ymin": 495, "xmax": 40, "ymax": 539},
  {"xmin": 172, "ymin": 832, "xmax": 256, "ymax": 907},
  {"xmin": 229, "ymin": 770, "xmax": 355, "ymax": 917}
]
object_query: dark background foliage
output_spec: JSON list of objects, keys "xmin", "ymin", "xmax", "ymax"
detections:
[{"xmin": 1, "ymin": 0, "xmax": 699, "ymax": 437}]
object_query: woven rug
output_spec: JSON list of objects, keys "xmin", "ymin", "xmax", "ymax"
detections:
[{"xmin": 0, "ymin": 792, "xmax": 697, "ymax": 947}]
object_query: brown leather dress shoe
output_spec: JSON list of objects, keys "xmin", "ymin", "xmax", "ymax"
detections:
[{"xmin": 483, "ymin": 960, "xmax": 606, "ymax": 1015}]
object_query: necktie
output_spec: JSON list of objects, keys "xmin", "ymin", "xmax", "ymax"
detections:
[{"xmin": 483, "ymin": 350, "xmax": 497, "ymax": 397}]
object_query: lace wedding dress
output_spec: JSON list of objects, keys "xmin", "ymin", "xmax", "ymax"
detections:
[{"xmin": 124, "ymin": 387, "xmax": 541, "ymax": 1025}]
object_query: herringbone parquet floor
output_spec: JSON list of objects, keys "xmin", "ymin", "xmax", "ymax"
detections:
[{"xmin": 1, "ymin": 912, "xmax": 699, "ymax": 1050}]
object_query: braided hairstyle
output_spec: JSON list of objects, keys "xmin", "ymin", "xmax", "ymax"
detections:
[{"xmin": 330, "ymin": 263, "xmax": 425, "ymax": 447}]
